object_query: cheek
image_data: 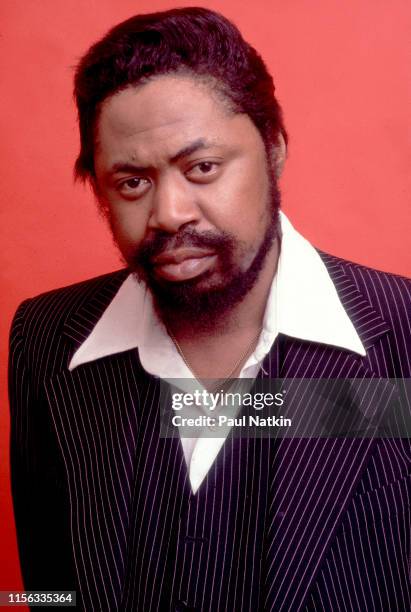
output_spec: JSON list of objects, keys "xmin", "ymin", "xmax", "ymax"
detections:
[
  {"xmin": 209, "ymin": 161, "xmax": 270, "ymax": 235},
  {"xmin": 107, "ymin": 203, "xmax": 148, "ymax": 254}
]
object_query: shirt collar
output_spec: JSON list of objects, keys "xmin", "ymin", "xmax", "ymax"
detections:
[
  {"xmin": 68, "ymin": 212, "xmax": 365, "ymax": 372},
  {"xmin": 274, "ymin": 213, "xmax": 366, "ymax": 354}
]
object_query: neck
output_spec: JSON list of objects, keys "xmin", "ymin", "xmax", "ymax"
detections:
[{"xmin": 166, "ymin": 238, "xmax": 280, "ymax": 342}]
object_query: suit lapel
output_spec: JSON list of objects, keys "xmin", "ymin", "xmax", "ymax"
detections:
[
  {"xmin": 45, "ymin": 269, "xmax": 134, "ymax": 609},
  {"xmin": 262, "ymin": 256, "xmax": 395, "ymax": 611},
  {"xmin": 62, "ymin": 269, "xmax": 129, "ymax": 350},
  {"xmin": 45, "ymin": 350, "xmax": 145, "ymax": 610}
]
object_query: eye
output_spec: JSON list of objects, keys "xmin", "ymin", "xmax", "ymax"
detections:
[
  {"xmin": 186, "ymin": 161, "xmax": 221, "ymax": 182},
  {"xmin": 117, "ymin": 176, "xmax": 151, "ymax": 199},
  {"xmin": 196, "ymin": 162, "xmax": 216, "ymax": 174}
]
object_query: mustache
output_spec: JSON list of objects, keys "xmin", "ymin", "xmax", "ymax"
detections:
[{"xmin": 133, "ymin": 227, "xmax": 234, "ymax": 265}]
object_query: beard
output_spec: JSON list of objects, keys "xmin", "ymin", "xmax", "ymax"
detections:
[{"xmin": 124, "ymin": 179, "xmax": 281, "ymax": 331}]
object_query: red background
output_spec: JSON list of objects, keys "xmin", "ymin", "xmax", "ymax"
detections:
[{"xmin": 1, "ymin": 0, "xmax": 410, "ymax": 594}]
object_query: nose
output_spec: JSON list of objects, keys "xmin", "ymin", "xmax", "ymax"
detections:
[{"xmin": 147, "ymin": 174, "xmax": 201, "ymax": 233}]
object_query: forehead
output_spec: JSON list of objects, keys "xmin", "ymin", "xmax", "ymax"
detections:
[{"xmin": 95, "ymin": 75, "xmax": 263, "ymax": 166}]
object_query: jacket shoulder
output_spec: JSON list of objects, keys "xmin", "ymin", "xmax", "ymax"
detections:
[
  {"xmin": 319, "ymin": 250, "xmax": 410, "ymax": 284},
  {"xmin": 10, "ymin": 269, "xmax": 129, "ymax": 351},
  {"xmin": 319, "ymin": 251, "xmax": 410, "ymax": 353},
  {"xmin": 319, "ymin": 251, "xmax": 411, "ymax": 299}
]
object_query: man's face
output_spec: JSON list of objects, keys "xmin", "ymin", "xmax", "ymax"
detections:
[{"xmin": 94, "ymin": 75, "xmax": 280, "ymax": 326}]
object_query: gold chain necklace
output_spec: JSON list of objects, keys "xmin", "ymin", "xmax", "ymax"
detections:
[{"xmin": 167, "ymin": 326, "xmax": 262, "ymax": 387}]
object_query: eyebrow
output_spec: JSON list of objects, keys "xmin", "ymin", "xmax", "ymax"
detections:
[
  {"xmin": 170, "ymin": 138, "xmax": 215, "ymax": 163},
  {"xmin": 109, "ymin": 138, "xmax": 218, "ymax": 175}
]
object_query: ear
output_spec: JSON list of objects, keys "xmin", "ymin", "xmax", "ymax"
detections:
[{"xmin": 273, "ymin": 132, "xmax": 287, "ymax": 178}]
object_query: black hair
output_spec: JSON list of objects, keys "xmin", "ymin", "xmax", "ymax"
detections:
[{"xmin": 74, "ymin": 6, "xmax": 287, "ymax": 181}]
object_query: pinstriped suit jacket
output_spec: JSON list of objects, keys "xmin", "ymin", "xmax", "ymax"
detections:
[{"xmin": 8, "ymin": 252, "xmax": 411, "ymax": 611}]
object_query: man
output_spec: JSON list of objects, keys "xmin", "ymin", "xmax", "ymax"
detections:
[{"xmin": 9, "ymin": 7, "xmax": 411, "ymax": 611}]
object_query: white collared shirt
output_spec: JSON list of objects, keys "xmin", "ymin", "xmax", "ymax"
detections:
[{"xmin": 69, "ymin": 212, "xmax": 365, "ymax": 493}]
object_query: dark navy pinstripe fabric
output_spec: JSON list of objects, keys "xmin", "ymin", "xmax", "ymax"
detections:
[{"xmin": 8, "ymin": 254, "xmax": 411, "ymax": 611}]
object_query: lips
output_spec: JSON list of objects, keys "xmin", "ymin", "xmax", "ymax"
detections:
[{"xmin": 151, "ymin": 247, "xmax": 217, "ymax": 282}]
